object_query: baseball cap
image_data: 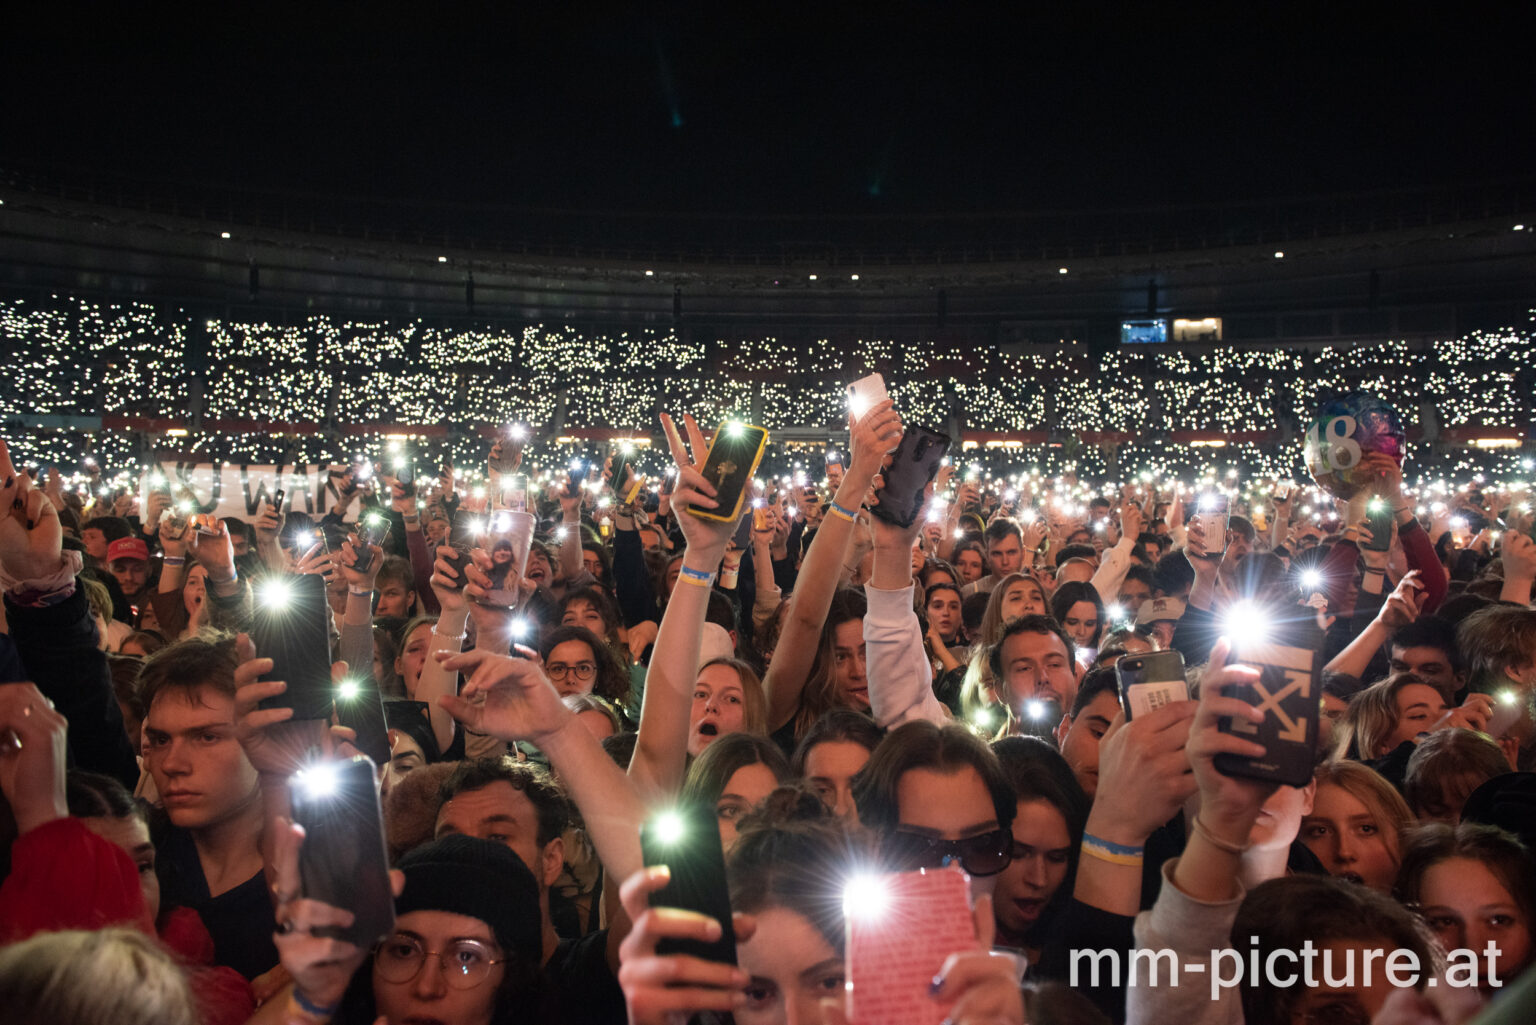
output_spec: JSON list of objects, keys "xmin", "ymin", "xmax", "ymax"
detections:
[
  {"xmin": 107, "ymin": 538, "xmax": 150, "ymax": 563},
  {"xmin": 1135, "ymin": 596, "xmax": 1186, "ymax": 626}
]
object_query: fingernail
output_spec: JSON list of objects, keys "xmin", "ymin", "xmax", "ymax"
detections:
[
  {"xmin": 929, "ymin": 973, "xmax": 946, "ymax": 995},
  {"xmin": 732, "ymin": 968, "xmax": 750, "ymax": 986},
  {"xmin": 702, "ymin": 917, "xmax": 722, "ymax": 941}
]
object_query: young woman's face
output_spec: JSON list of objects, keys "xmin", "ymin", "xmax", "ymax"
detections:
[
  {"xmin": 582, "ymin": 549, "xmax": 604, "ymax": 579},
  {"xmin": 926, "ymin": 590, "xmax": 962, "ymax": 641},
  {"xmin": 802, "ymin": 739, "xmax": 870, "ymax": 823},
  {"xmin": 689, "ymin": 663, "xmax": 748, "ymax": 757},
  {"xmin": 545, "ymin": 639, "xmax": 599, "ymax": 698},
  {"xmin": 999, "ymin": 580, "xmax": 1046, "ymax": 622},
  {"xmin": 1059, "ymin": 600, "xmax": 1100, "ymax": 649},
  {"xmin": 893, "ymin": 764, "xmax": 1004, "ymax": 896},
  {"xmin": 373, "ymin": 910, "xmax": 505, "ymax": 1025},
  {"xmin": 381, "ymin": 728, "xmax": 427, "ymax": 798},
  {"xmin": 81, "ymin": 813, "xmax": 159, "ymax": 922},
  {"xmin": 395, "ymin": 624, "xmax": 433, "ymax": 696},
  {"xmin": 715, "ymin": 762, "xmax": 781, "ymax": 851},
  {"xmin": 992, "ymin": 798, "xmax": 1071, "ymax": 940},
  {"xmin": 1300, "ymin": 783, "xmax": 1399, "ymax": 892},
  {"xmin": 1417, "ymin": 856, "xmax": 1534, "ymax": 989},
  {"xmin": 955, "ymin": 549, "xmax": 984, "ymax": 584},
  {"xmin": 182, "ymin": 564, "xmax": 207, "ymax": 617},
  {"xmin": 561, "ymin": 598, "xmax": 608, "ymax": 639},
  {"xmin": 831, "ymin": 619, "xmax": 868, "ymax": 711},
  {"xmin": 736, "ymin": 907, "xmax": 845, "ymax": 1025},
  {"xmin": 1384, "ymin": 683, "xmax": 1448, "ymax": 754}
]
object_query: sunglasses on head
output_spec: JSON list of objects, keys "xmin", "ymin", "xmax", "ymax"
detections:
[{"xmin": 882, "ymin": 827, "xmax": 1013, "ymax": 877}]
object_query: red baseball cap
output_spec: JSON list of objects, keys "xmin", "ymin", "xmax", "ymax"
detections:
[{"xmin": 107, "ymin": 538, "xmax": 150, "ymax": 563}]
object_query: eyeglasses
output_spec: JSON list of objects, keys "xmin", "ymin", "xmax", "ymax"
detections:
[
  {"xmin": 882, "ymin": 827, "xmax": 1013, "ymax": 877},
  {"xmin": 545, "ymin": 661, "xmax": 597, "ymax": 682},
  {"xmin": 374, "ymin": 934, "xmax": 505, "ymax": 990}
]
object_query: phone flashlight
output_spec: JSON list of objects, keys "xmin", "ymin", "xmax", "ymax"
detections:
[
  {"xmin": 258, "ymin": 578, "xmax": 295, "ymax": 610},
  {"xmin": 1024, "ymin": 699, "xmax": 1049, "ymax": 721},
  {"xmin": 511, "ymin": 617, "xmax": 529, "ymax": 640},
  {"xmin": 355, "ymin": 462, "xmax": 373, "ymax": 482},
  {"xmin": 1094, "ymin": 521, "xmax": 1107, "ymax": 533},
  {"xmin": 472, "ymin": 485, "xmax": 487, "ymax": 499},
  {"xmin": 337, "ymin": 679, "xmax": 362, "ymax": 701},
  {"xmin": 726, "ymin": 422, "xmax": 745, "ymax": 439},
  {"xmin": 1105, "ymin": 603, "xmax": 1125, "ymax": 622},
  {"xmin": 971, "ymin": 706, "xmax": 997, "ymax": 730},
  {"xmin": 842, "ymin": 873, "xmax": 889, "ymax": 922},
  {"xmin": 649, "ymin": 810, "xmax": 687, "ymax": 846},
  {"xmin": 509, "ymin": 423, "xmax": 529, "ymax": 442},
  {"xmin": 1300, "ymin": 569, "xmax": 1323, "ymax": 590},
  {"xmin": 293, "ymin": 761, "xmax": 341, "ymax": 800},
  {"xmin": 1220, "ymin": 600, "xmax": 1272, "ymax": 648}
]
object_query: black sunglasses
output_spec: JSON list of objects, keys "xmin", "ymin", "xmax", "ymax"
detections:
[{"xmin": 882, "ymin": 827, "xmax": 1013, "ymax": 877}]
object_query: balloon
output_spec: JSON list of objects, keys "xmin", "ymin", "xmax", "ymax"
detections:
[{"xmin": 1302, "ymin": 393, "xmax": 1405, "ymax": 500}]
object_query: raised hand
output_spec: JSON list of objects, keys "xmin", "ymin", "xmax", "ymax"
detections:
[
  {"xmin": 845, "ymin": 399, "xmax": 903, "ymax": 480},
  {"xmin": 616, "ymin": 866, "xmax": 754, "ymax": 1025},
  {"xmin": 187, "ymin": 515, "xmax": 238, "ymax": 587},
  {"xmin": 0, "ymin": 439, "xmax": 63, "ymax": 581},
  {"xmin": 0, "ymin": 682, "xmax": 68, "ymax": 834},
  {"xmin": 1376, "ymin": 571, "xmax": 1425, "ymax": 630},
  {"xmin": 232, "ymin": 633, "xmax": 350, "ymax": 776},
  {"xmin": 1186, "ymin": 639, "xmax": 1274, "ymax": 835},
  {"xmin": 659, "ymin": 411, "xmax": 738, "ymax": 558},
  {"xmin": 434, "ymin": 647, "xmax": 574, "ymax": 746}
]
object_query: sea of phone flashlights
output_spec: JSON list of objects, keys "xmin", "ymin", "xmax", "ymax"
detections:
[{"xmin": 1, "ymin": 293, "xmax": 1533, "ymax": 523}]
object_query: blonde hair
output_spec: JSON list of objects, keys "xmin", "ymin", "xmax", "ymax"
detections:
[
  {"xmin": 700, "ymin": 656, "xmax": 769, "ymax": 737},
  {"xmin": 1313, "ymin": 760, "xmax": 1414, "ymax": 865},
  {"xmin": 1331, "ymin": 672, "xmax": 1433, "ymax": 760},
  {"xmin": 956, "ymin": 573, "xmax": 1044, "ymax": 731},
  {"xmin": 0, "ymin": 928, "xmax": 197, "ymax": 1025}
]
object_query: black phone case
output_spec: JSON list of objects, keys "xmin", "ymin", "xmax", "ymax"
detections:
[
  {"xmin": 353, "ymin": 518, "xmax": 388, "ymax": 569},
  {"xmin": 731, "ymin": 510, "xmax": 753, "ymax": 549},
  {"xmin": 1214, "ymin": 614, "xmax": 1322, "ymax": 787},
  {"xmin": 1364, "ymin": 501, "xmax": 1394, "ymax": 553},
  {"xmin": 870, "ymin": 426, "xmax": 952, "ymax": 528},
  {"xmin": 444, "ymin": 510, "xmax": 480, "ymax": 586},
  {"xmin": 692, "ymin": 427, "xmax": 767, "ymax": 523},
  {"xmin": 289, "ymin": 756, "xmax": 396, "ymax": 949},
  {"xmin": 1115, "ymin": 651, "xmax": 1188, "ymax": 720},
  {"xmin": 252, "ymin": 573, "xmax": 336, "ymax": 721},
  {"xmin": 609, "ymin": 449, "xmax": 634, "ymax": 492},
  {"xmin": 640, "ymin": 807, "xmax": 737, "ymax": 965}
]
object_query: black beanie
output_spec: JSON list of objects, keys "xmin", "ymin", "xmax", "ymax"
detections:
[
  {"xmin": 396, "ymin": 835, "xmax": 543, "ymax": 965},
  {"xmin": 1461, "ymin": 771, "xmax": 1536, "ymax": 853}
]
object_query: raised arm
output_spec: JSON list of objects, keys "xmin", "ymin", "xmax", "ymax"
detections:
[
  {"xmin": 627, "ymin": 412, "xmax": 740, "ymax": 804},
  {"xmin": 761, "ymin": 401, "xmax": 904, "ymax": 732},
  {"xmin": 866, "ymin": 486, "xmax": 949, "ymax": 727}
]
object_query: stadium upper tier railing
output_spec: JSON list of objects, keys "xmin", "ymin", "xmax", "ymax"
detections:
[{"xmin": 4, "ymin": 165, "xmax": 1535, "ymax": 267}]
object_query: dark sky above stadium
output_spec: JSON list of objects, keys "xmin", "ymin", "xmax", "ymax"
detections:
[{"xmin": 4, "ymin": 3, "xmax": 1528, "ymax": 218}]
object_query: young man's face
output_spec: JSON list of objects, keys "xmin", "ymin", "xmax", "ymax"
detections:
[
  {"xmin": 1054, "ymin": 690, "xmax": 1119, "ymax": 798},
  {"xmin": 111, "ymin": 558, "xmax": 150, "ymax": 597},
  {"xmin": 986, "ymin": 534, "xmax": 1024, "ymax": 578},
  {"xmin": 1388, "ymin": 645, "xmax": 1460, "ymax": 697},
  {"xmin": 1000, "ymin": 629, "xmax": 1076, "ymax": 708},
  {"xmin": 143, "ymin": 686, "xmax": 260, "ymax": 831},
  {"xmin": 375, "ymin": 579, "xmax": 414, "ymax": 618},
  {"xmin": 1117, "ymin": 578, "xmax": 1152, "ymax": 614},
  {"xmin": 83, "ymin": 527, "xmax": 110, "ymax": 560},
  {"xmin": 435, "ymin": 780, "xmax": 561, "ymax": 891}
]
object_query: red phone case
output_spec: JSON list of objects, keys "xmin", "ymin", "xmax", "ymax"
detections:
[{"xmin": 845, "ymin": 867, "xmax": 975, "ymax": 1025}]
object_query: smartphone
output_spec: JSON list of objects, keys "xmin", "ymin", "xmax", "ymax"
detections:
[
  {"xmin": 353, "ymin": 511, "xmax": 389, "ymax": 570},
  {"xmin": 752, "ymin": 501, "xmax": 769, "ymax": 532},
  {"xmin": 1484, "ymin": 690, "xmax": 1527, "ymax": 739},
  {"xmin": 1273, "ymin": 482, "xmax": 1294, "ymax": 503},
  {"xmin": 845, "ymin": 867, "xmax": 975, "ymax": 1025},
  {"xmin": 1215, "ymin": 616, "xmax": 1322, "ymax": 787},
  {"xmin": 1194, "ymin": 492, "xmax": 1230, "ymax": 559},
  {"xmin": 846, "ymin": 372, "xmax": 889, "ymax": 422},
  {"xmin": 481, "ymin": 511, "xmax": 534, "ymax": 609},
  {"xmin": 289, "ymin": 756, "xmax": 396, "ymax": 949},
  {"xmin": 609, "ymin": 445, "xmax": 635, "ymax": 494},
  {"xmin": 444, "ymin": 509, "xmax": 482, "ymax": 587},
  {"xmin": 871, "ymin": 426, "xmax": 952, "ymax": 528},
  {"xmin": 731, "ymin": 509, "xmax": 753, "ymax": 549},
  {"xmin": 565, "ymin": 457, "xmax": 587, "ymax": 499},
  {"xmin": 252, "ymin": 573, "xmax": 336, "ymax": 721},
  {"xmin": 640, "ymin": 807, "xmax": 736, "ymax": 965},
  {"xmin": 688, "ymin": 423, "xmax": 769, "ymax": 524},
  {"xmin": 163, "ymin": 491, "xmax": 195, "ymax": 539},
  {"xmin": 270, "ymin": 488, "xmax": 286, "ymax": 513},
  {"xmin": 393, "ymin": 453, "xmax": 416, "ymax": 499},
  {"xmin": 489, "ymin": 426, "xmax": 526, "ymax": 473},
  {"xmin": 1115, "ymin": 651, "xmax": 1188, "ymax": 720},
  {"xmin": 1364, "ymin": 496, "xmax": 1394, "ymax": 553},
  {"xmin": 660, "ymin": 466, "xmax": 677, "ymax": 498},
  {"xmin": 503, "ymin": 473, "xmax": 530, "ymax": 513}
]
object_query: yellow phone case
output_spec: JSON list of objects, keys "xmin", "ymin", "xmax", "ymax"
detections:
[{"xmin": 688, "ymin": 423, "xmax": 768, "ymax": 523}]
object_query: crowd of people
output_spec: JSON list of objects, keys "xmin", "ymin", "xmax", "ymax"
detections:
[{"xmin": 1, "ymin": 384, "xmax": 1535, "ymax": 1025}]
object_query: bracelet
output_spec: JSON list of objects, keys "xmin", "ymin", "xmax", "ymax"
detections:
[
  {"xmin": 1192, "ymin": 814, "xmax": 1252, "ymax": 854},
  {"xmin": 1081, "ymin": 840, "xmax": 1145, "ymax": 867},
  {"xmin": 1082, "ymin": 832, "xmax": 1145, "ymax": 858},
  {"xmin": 161, "ymin": 555, "xmax": 186, "ymax": 566},
  {"xmin": 828, "ymin": 501, "xmax": 857, "ymax": 522},
  {"xmin": 678, "ymin": 565, "xmax": 716, "ymax": 588},
  {"xmin": 433, "ymin": 628, "xmax": 467, "ymax": 643},
  {"xmin": 206, "ymin": 571, "xmax": 237, "ymax": 586},
  {"xmin": 348, "ymin": 586, "xmax": 373, "ymax": 597},
  {"xmin": 289, "ymin": 987, "xmax": 339, "ymax": 1020},
  {"xmin": 402, "ymin": 515, "xmax": 420, "ymax": 526}
]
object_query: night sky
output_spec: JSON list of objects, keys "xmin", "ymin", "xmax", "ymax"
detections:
[{"xmin": 3, "ymin": 3, "xmax": 1528, "ymax": 219}]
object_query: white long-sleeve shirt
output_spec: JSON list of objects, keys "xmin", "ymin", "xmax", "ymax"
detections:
[{"xmin": 864, "ymin": 582, "xmax": 950, "ymax": 728}]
